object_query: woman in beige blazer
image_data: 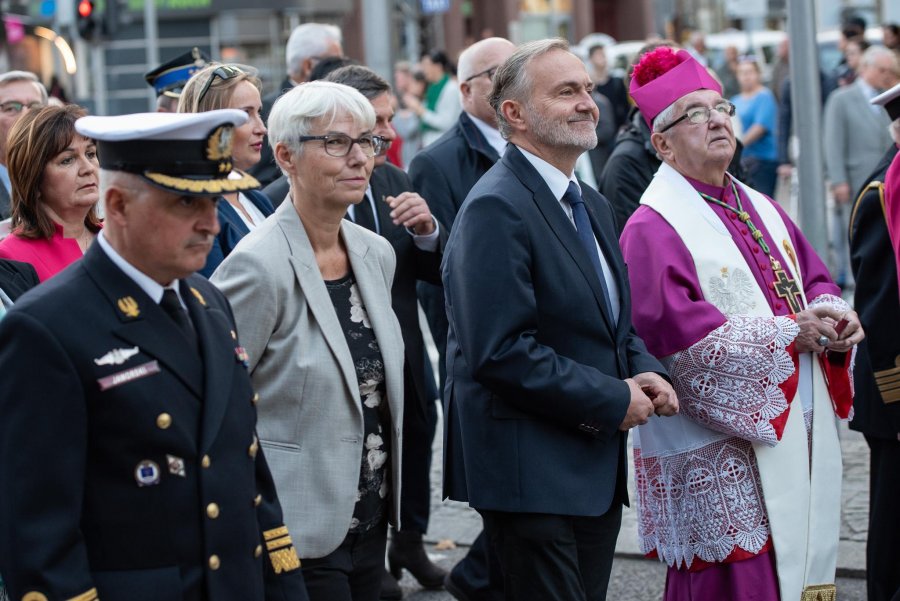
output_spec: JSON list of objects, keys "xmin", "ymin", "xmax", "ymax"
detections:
[{"xmin": 211, "ymin": 81, "xmax": 404, "ymax": 601}]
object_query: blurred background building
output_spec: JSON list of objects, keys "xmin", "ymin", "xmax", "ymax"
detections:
[{"xmin": 1, "ymin": 0, "xmax": 898, "ymax": 115}]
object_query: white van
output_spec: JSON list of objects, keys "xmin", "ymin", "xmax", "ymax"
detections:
[{"xmin": 705, "ymin": 29, "xmax": 787, "ymax": 83}]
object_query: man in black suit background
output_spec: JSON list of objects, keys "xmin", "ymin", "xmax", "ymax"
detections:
[
  {"xmin": 408, "ymin": 37, "xmax": 515, "ymax": 601},
  {"xmin": 0, "ymin": 71, "xmax": 47, "ymax": 218},
  {"xmin": 0, "ymin": 110, "xmax": 308, "ymax": 601},
  {"xmin": 250, "ymin": 23, "xmax": 343, "ymax": 187},
  {"xmin": 0, "ymin": 258, "xmax": 38, "ymax": 309},
  {"xmin": 442, "ymin": 39, "xmax": 677, "ymax": 601}
]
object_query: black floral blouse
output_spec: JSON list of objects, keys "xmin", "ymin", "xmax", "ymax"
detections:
[{"xmin": 325, "ymin": 272, "xmax": 391, "ymax": 534}]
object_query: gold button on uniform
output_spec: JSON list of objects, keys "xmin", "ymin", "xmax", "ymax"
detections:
[
  {"xmin": 253, "ymin": 494, "xmax": 262, "ymax": 507},
  {"xmin": 156, "ymin": 413, "xmax": 172, "ymax": 429},
  {"xmin": 252, "ymin": 392, "xmax": 259, "ymax": 405},
  {"xmin": 22, "ymin": 593, "xmax": 49, "ymax": 601},
  {"xmin": 209, "ymin": 554, "xmax": 220, "ymax": 570},
  {"xmin": 206, "ymin": 502, "xmax": 220, "ymax": 519},
  {"xmin": 255, "ymin": 544, "xmax": 263, "ymax": 558},
  {"xmin": 248, "ymin": 438, "xmax": 259, "ymax": 459},
  {"xmin": 201, "ymin": 455, "xmax": 211, "ymax": 468}
]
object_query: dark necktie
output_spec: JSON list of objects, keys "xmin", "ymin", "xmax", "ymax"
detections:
[
  {"xmin": 160, "ymin": 288, "xmax": 198, "ymax": 351},
  {"xmin": 563, "ymin": 182, "xmax": 615, "ymax": 322},
  {"xmin": 353, "ymin": 194, "xmax": 379, "ymax": 234}
]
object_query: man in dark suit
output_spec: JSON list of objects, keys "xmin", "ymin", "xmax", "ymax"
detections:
[
  {"xmin": 0, "ymin": 258, "xmax": 38, "ymax": 308},
  {"xmin": 442, "ymin": 39, "xmax": 677, "ymax": 601},
  {"xmin": 250, "ymin": 23, "xmax": 343, "ymax": 188},
  {"xmin": 408, "ymin": 37, "xmax": 515, "ymax": 601},
  {"xmin": 0, "ymin": 110, "xmax": 308, "ymax": 601},
  {"xmin": 848, "ymin": 112, "xmax": 900, "ymax": 599}
]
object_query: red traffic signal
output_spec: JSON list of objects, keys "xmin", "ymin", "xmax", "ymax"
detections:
[{"xmin": 77, "ymin": 0, "xmax": 93, "ymax": 18}]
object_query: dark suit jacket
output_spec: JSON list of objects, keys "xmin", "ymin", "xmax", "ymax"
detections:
[
  {"xmin": 442, "ymin": 145, "xmax": 665, "ymax": 516},
  {"xmin": 849, "ymin": 145, "xmax": 900, "ymax": 439},
  {"xmin": 369, "ymin": 163, "xmax": 447, "ymax": 411},
  {"xmin": 0, "ymin": 258, "xmax": 39, "ymax": 301},
  {"xmin": 201, "ymin": 189, "xmax": 275, "ymax": 278},
  {"xmin": 408, "ymin": 111, "xmax": 501, "ymax": 232},
  {"xmin": 0, "ymin": 180, "xmax": 10, "ymax": 220},
  {"xmin": 249, "ymin": 77, "xmax": 294, "ymax": 188},
  {"xmin": 0, "ymin": 244, "xmax": 307, "ymax": 601},
  {"xmin": 408, "ymin": 112, "xmax": 501, "ymax": 397}
]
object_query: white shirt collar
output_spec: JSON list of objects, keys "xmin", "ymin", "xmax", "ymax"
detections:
[
  {"xmin": 97, "ymin": 231, "xmax": 184, "ymax": 307},
  {"xmin": 466, "ymin": 112, "xmax": 507, "ymax": 158},
  {"xmin": 516, "ymin": 145, "xmax": 580, "ymax": 202}
]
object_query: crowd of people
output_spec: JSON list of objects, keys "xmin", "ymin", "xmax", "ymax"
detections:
[{"xmin": 0, "ymin": 15, "xmax": 898, "ymax": 601}]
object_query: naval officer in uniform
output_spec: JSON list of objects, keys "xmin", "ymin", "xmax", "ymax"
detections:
[{"xmin": 0, "ymin": 110, "xmax": 309, "ymax": 601}]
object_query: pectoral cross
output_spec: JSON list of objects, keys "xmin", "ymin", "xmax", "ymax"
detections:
[{"xmin": 773, "ymin": 263, "xmax": 803, "ymax": 313}]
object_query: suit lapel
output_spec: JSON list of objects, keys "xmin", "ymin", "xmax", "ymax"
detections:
[
  {"xmin": 502, "ymin": 147, "xmax": 616, "ymax": 335},
  {"xmin": 369, "ymin": 167, "xmax": 402, "ymax": 240},
  {"xmin": 181, "ymin": 280, "xmax": 235, "ymax": 452},
  {"xmin": 276, "ymin": 203, "xmax": 361, "ymax": 405},
  {"xmin": 344, "ymin": 223, "xmax": 404, "ymax": 421},
  {"xmin": 82, "ymin": 245, "xmax": 204, "ymax": 398}
]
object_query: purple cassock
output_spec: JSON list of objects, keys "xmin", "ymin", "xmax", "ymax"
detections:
[{"xmin": 620, "ymin": 176, "xmax": 840, "ymax": 601}]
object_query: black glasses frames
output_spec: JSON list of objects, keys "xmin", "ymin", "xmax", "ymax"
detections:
[
  {"xmin": 297, "ymin": 133, "xmax": 380, "ymax": 158},
  {"xmin": 463, "ymin": 66, "xmax": 498, "ymax": 83}
]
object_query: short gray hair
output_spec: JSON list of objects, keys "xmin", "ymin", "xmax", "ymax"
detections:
[
  {"xmin": 652, "ymin": 102, "xmax": 679, "ymax": 132},
  {"xmin": 489, "ymin": 38, "xmax": 569, "ymax": 140},
  {"xmin": 268, "ymin": 81, "xmax": 375, "ymax": 159},
  {"xmin": 285, "ymin": 23, "xmax": 342, "ymax": 80},
  {"xmin": 0, "ymin": 70, "xmax": 48, "ymax": 103},
  {"xmin": 861, "ymin": 45, "xmax": 896, "ymax": 68}
]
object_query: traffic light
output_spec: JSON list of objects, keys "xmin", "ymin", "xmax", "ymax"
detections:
[{"xmin": 76, "ymin": 0, "xmax": 97, "ymax": 40}]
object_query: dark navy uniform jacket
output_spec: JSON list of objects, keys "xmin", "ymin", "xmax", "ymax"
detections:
[
  {"xmin": 849, "ymin": 145, "xmax": 900, "ymax": 439},
  {"xmin": 0, "ymin": 243, "xmax": 308, "ymax": 601}
]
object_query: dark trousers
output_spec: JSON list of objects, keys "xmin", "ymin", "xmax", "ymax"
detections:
[
  {"xmin": 302, "ymin": 520, "xmax": 387, "ymax": 601},
  {"xmin": 480, "ymin": 506, "xmax": 622, "ymax": 601},
  {"xmin": 399, "ymin": 370, "xmax": 438, "ymax": 533},
  {"xmin": 449, "ymin": 530, "xmax": 505, "ymax": 601},
  {"xmin": 865, "ymin": 436, "xmax": 900, "ymax": 601}
]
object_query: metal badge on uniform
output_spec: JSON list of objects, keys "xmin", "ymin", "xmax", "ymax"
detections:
[
  {"xmin": 93, "ymin": 346, "xmax": 140, "ymax": 366},
  {"xmin": 117, "ymin": 296, "xmax": 140, "ymax": 317},
  {"xmin": 190, "ymin": 286, "xmax": 206, "ymax": 306},
  {"xmin": 97, "ymin": 360, "xmax": 161, "ymax": 391},
  {"xmin": 135, "ymin": 460, "xmax": 161, "ymax": 486},
  {"xmin": 235, "ymin": 346, "xmax": 249, "ymax": 367},
  {"xmin": 166, "ymin": 454, "xmax": 186, "ymax": 477}
]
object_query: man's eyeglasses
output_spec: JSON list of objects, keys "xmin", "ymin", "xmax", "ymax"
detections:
[
  {"xmin": 197, "ymin": 65, "xmax": 246, "ymax": 105},
  {"xmin": 298, "ymin": 133, "xmax": 383, "ymax": 158},
  {"xmin": 0, "ymin": 100, "xmax": 44, "ymax": 115},
  {"xmin": 463, "ymin": 66, "xmax": 498, "ymax": 83},
  {"xmin": 657, "ymin": 101, "xmax": 736, "ymax": 133}
]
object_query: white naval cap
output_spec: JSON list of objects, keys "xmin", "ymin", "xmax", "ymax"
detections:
[
  {"xmin": 872, "ymin": 81, "xmax": 900, "ymax": 122},
  {"xmin": 75, "ymin": 109, "xmax": 259, "ymax": 196}
]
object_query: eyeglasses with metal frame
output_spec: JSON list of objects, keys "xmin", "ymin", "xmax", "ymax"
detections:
[
  {"xmin": 297, "ymin": 133, "xmax": 384, "ymax": 158},
  {"xmin": 656, "ymin": 101, "xmax": 736, "ymax": 133},
  {"xmin": 0, "ymin": 100, "xmax": 44, "ymax": 115},
  {"xmin": 463, "ymin": 66, "xmax": 499, "ymax": 83}
]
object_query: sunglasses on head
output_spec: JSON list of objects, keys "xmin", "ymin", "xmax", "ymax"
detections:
[{"xmin": 196, "ymin": 65, "xmax": 247, "ymax": 105}]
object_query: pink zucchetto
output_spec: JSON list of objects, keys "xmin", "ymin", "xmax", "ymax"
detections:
[{"xmin": 629, "ymin": 47, "xmax": 723, "ymax": 128}]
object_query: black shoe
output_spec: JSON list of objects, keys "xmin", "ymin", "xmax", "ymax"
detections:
[
  {"xmin": 387, "ymin": 530, "xmax": 447, "ymax": 589},
  {"xmin": 444, "ymin": 570, "xmax": 474, "ymax": 601},
  {"xmin": 380, "ymin": 568, "xmax": 403, "ymax": 600}
]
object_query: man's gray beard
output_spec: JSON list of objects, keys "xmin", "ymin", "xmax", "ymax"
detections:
[{"xmin": 526, "ymin": 104, "xmax": 597, "ymax": 152}]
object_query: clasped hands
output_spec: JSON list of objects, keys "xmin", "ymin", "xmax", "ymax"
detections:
[
  {"xmin": 794, "ymin": 306, "xmax": 864, "ymax": 354},
  {"xmin": 619, "ymin": 372, "xmax": 679, "ymax": 431}
]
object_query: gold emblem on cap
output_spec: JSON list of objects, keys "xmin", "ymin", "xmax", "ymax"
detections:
[
  {"xmin": 117, "ymin": 296, "xmax": 140, "ymax": 318},
  {"xmin": 22, "ymin": 593, "xmax": 49, "ymax": 601},
  {"xmin": 190, "ymin": 287, "xmax": 207, "ymax": 306},
  {"xmin": 206, "ymin": 125, "xmax": 234, "ymax": 161}
]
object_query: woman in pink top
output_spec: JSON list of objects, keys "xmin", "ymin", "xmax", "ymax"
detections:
[{"xmin": 0, "ymin": 105, "xmax": 101, "ymax": 281}]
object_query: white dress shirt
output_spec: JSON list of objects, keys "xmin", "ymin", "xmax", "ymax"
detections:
[{"xmin": 97, "ymin": 231, "xmax": 187, "ymax": 310}]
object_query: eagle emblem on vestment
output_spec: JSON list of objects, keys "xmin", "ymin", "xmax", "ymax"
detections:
[{"xmin": 708, "ymin": 267, "xmax": 756, "ymax": 316}]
